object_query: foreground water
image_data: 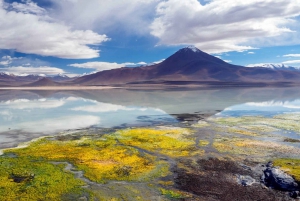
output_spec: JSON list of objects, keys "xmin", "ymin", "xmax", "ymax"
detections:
[
  {"xmin": 1, "ymin": 87, "xmax": 300, "ymax": 149},
  {"xmin": 1, "ymin": 87, "xmax": 300, "ymax": 200}
]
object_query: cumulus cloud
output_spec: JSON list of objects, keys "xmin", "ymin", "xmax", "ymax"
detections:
[
  {"xmin": 0, "ymin": 66, "xmax": 65, "ymax": 75},
  {"xmin": 283, "ymin": 54, "xmax": 300, "ymax": 57},
  {"xmin": 49, "ymin": 0, "xmax": 159, "ymax": 35},
  {"xmin": 150, "ymin": 0, "xmax": 300, "ymax": 53},
  {"xmin": 7, "ymin": 0, "xmax": 46, "ymax": 15},
  {"xmin": 248, "ymin": 52, "xmax": 255, "ymax": 54},
  {"xmin": 0, "ymin": 0, "xmax": 109, "ymax": 59},
  {"xmin": 69, "ymin": 61, "xmax": 146, "ymax": 71},
  {"xmin": 0, "ymin": 56, "xmax": 24, "ymax": 66}
]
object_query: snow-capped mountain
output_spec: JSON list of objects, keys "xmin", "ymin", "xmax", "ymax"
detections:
[{"xmin": 247, "ymin": 63, "xmax": 300, "ymax": 71}]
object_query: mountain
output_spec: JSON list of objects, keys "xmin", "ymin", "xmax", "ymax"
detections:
[
  {"xmin": 247, "ymin": 64, "xmax": 300, "ymax": 71},
  {"xmin": 0, "ymin": 73, "xmax": 44, "ymax": 86},
  {"xmin": 72, "ymin": 46, "xmax": 300, "ymax": 85},
  {"xmin": 49, "ymin": 74, "xmax": 74, "ymax": 82},
  {"xmin": 26, "ymin": 77, "xmax": 62, "ymax": 86}
]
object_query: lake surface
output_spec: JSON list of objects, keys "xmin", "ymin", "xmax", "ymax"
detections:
[{"xmin": 1, "ymin": 87, "xmax": 300, "ymax": 149}]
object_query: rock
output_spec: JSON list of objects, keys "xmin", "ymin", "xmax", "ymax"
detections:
[
  {"xmin": 290, "ymin": 191, "xmax": 299, "ymax": 199},
  {"xmin": 237, "ymin": 175, "xmax": 256, "ymax": 186},
  {"xmin": 262, "ymin": 166, "xmax": 299, "ymax": 191}
]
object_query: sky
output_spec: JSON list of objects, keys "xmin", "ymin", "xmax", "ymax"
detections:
[{"xmin": 0, "ymin": 0, "xmax": 300, "ymax": 77}]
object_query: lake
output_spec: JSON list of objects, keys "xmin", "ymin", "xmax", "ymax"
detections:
[
  {"xmin": 2, "ymin": 87, "xmax": 300, "ymax": 200},
  {"xmin": 1, "ymin": 87, "xmax": 300, "ymax": 149}
]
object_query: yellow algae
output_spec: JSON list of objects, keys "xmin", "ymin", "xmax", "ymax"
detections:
[
  {"xmin": 116, "ymin": 128, "xmax": 201, "ymax": 157},
  {"xmin": 213, "ymin": 137, "xmax": 300, "ymax": 158},
  {"xmin": 158, "ymin": 180, "xmax": 174, "ymax": 186},
  {"xmin": 228, "ymin": 128, "xmax": 259, "ymax": 136},
  {"xmin": 199, "ymin": 140, "xmax": 210, "ymax": 147},
  {"xmin": 192, "ymin": 120, "xmax": 210, "ymax": 128},
  {"xmin": 6, "ymin": 136, "xmax": 166, "ymax": 183},
  {"xmin": 273, "ymin": 158, "xmax": 300, "ymax": 181},
  {"xmin": 0, "ymin": 156, "xmax": 86, "ymax": 201}
]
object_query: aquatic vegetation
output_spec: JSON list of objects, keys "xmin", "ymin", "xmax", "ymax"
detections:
[
  {"xmin": 6, "ymin": 136, "xmax": 168, "ymax": 183},
  {"xmin": 213, "ymin": 137, "xmax": 300, "ymax": 159},
  {"xmin": 199, "ymin": 140, "xmax": 210, "ymax": 147},
  {"xmin": 192, "ymin": 120, "xmax": 210, "ymax": 128},
  {"xmin": 284, "ymin": 138, "xmax": 300, "ymax": 143},
  {"xmin": 0, "ymin": 156, "xmax": 86, "ymax": 201},
  {"xmin": 212, "ymin": 115, "xmax": 300, "ymax": 134},
  {"xmin": 227, "ymin": 128, "xmax": 259, "ymax": 136},
  {"xmin": 115, "ymin": 128, "xmax": 201, "ymax": 157},
  {"xmin": 160, "ymin": 188, "xmax": 185, "ymax": 199},
  {"xmin": 273, "ymin": 158, "xmax": 300, "ymax": 181}
]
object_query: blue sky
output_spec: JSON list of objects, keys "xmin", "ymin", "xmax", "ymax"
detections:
[{"xmin": 0, "ymin": 0, "xmax": 300, "ymax": 76}]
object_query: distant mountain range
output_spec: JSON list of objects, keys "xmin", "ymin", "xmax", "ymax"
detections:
[
  {"xmin": 247, "ymin": 64, "xmax": 300, "ymax": 71},
  {"xmin": 1, "ymin": 47, "xmax": 300, "ymax": 87},
  {"xmin": 0, "ymin": 73, "xmax": 74, "ymax": 86},
  {"xmin": 71, "ymin": 46, "xmax": 300, "ymax": 86}
]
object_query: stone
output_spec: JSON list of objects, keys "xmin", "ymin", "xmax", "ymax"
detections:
[
  {"xmin": 262, "ymin": 166, "xmax": 299, "ymax": 191},
  {"xmin": 237, "ymin": 175, "xmax": 256, "ymax": 186},
  {"xmin": 289, "ymin": 191, "xmax": 299, "ymax": 199}
]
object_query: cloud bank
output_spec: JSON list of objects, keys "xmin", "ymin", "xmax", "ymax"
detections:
[
  {"xmin": 150, "ymin": 0, "xmax": 300, "ymax": 53},
  {"xmin": 0, "ymin": 0, "xmax": 109, "ymax": 59}
]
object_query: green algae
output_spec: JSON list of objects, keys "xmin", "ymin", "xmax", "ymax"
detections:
[{"xmin": 0, "ymin": 156, "xmax": 86, "ymax": 201}]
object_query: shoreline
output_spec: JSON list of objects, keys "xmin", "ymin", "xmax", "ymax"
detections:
[{"xmin": 0, "ymin": 86, "xmax": 118, "ymax": 90}]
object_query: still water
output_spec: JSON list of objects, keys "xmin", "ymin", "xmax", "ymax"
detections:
[{"xmin": 1, "ymin": 87, "xmax": 300, "ymax": 148}]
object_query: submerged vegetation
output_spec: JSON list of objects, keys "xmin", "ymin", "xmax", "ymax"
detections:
[
  {"xmin": 0, "ymin": 156, "xmax": 85, "ymax": 200},
  {"xmin": 2, "ymin": 112, "xmax": 300, "ymax": 200},
  {"xmin": 0, "ymin": 127, "xmax": 198, "ymax": 200}
]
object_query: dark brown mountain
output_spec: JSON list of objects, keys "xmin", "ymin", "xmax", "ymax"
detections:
[
  {"xmin": 72, "ymin": 47, "xmax": 300, "ymax": 85},
  {"xmin": 26, "ymin": 77, "xmax": 62, "ymax": 86}
]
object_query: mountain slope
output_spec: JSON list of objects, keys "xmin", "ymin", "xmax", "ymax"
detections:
[
  {"xmin": 26, "ymin": 77, "xmax": 62, "ymax": 86},
  {"xmin": 247, "ymin": 64, "xmax": 300, "ymax": 71},
  {"xmin": 72, "ymin": 46, "xmax": 300, "ymax": 85}
]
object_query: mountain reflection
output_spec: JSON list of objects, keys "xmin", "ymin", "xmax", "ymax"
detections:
[{"xmin": 1, "ymin": 87, "xmax": 300, "ymax": 149}]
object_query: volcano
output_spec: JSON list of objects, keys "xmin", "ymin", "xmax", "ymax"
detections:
[{"xmin": 40, "ymin": 47, "xmax": 300, "ymax": 85}]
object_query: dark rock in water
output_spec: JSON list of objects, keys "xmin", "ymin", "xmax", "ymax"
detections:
[
  {"xmin": 237, "ymin": 175, "xmax": 256, "ymax": 186},
  {"xmin": 290, "ymin": 191, "xmax": 299, "ymax": 198},
  {"xmin": 262, "ymin": 166, "xmax": 298, "ymax": 191}
]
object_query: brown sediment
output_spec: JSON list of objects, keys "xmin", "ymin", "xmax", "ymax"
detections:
[{"xmin": 174, "ymin": 158, "xmax": 292, "ymax": 201}]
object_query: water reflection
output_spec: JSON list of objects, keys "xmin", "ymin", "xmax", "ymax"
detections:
[
  {"xmin": 1, "ymin": 87, "xmax": 300, "ymax": 148},
  {"xmin": 218, "ymin": 100, "xmax": 300, "ymax": 117}
]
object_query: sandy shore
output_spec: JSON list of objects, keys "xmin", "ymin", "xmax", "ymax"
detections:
[{"xmin": 0, "ymin": 86, "xmax": 118, "ymax": 90}]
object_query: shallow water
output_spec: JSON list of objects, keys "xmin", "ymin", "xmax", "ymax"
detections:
[{"xmin": 1, "ymin": 87, "xmax": 300, "ymax": 148}]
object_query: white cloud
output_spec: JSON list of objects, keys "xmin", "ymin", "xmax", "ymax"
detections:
[
  {"xmin": 150, "ymin": 0, "xmax": 300, "ymax": 53},
  {"xmin": 248, "ymin": 52, "xmax": 255, "ymax": 54},
  {"xmin": 283, "ymin": 54, "xmax": 300, "ymax": 57},
  {"xmin": 0, "ymin": 56, "xmax": 24, "ymax": 66},
  {"xmin": 49, "ymin": 0, "xmax": 159, "ymax": 35},
  {"xmin": 9, "ymin": 0, "xmax": 46, "ymax": 15},
  {"xmin": 5, "ymin": 115, "xmax": 101, "ymax": 133},
  {"xmin": 69, "ymin": 61, "xmax": 146, "ymax": 71},
  {"xmin": 282, "ymin": 60, "xmax": 300, "ymax": 64},
  {"xmin": 224, "ymin": 60, "xmax": 232, "ymax": 63},
  {"xmin": 1, "ymin": 66, "xmax": 64, "ymax": 75},
  {"xmin": 0, "ymin": 0, "xmax": 109, "ymax": 59},
  {"xmin": 2, "ymin": 98, "xmax": 65, "ymax": 109}
]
